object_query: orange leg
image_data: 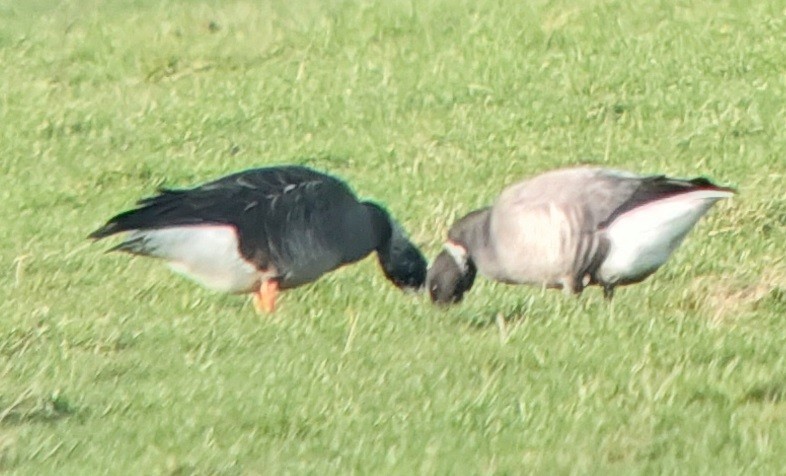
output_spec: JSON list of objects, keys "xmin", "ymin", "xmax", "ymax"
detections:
[{"xmin": 253, "ymin": 280, "xmax": 279, "ymax": 313}]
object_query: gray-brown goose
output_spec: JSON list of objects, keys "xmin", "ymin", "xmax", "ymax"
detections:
[{"xmin": 426, "ymin": 167, "xmax": 734, "ymax": 304}]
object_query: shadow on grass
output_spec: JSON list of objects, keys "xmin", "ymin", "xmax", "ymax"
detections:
[
  {"xmin": 0, "ymin": 391, "xmax": 78, "ymax": 426},
  {"xmin": 460, "ymin": 305, "xmax": 535, "ymax": 330},
  {"xmin": 457, "ymin": 292, "xmax": 603, "ymax": 330},
  {"xmin": 741, "ymin": 380, "xmax": 786, "ymax": 404}
]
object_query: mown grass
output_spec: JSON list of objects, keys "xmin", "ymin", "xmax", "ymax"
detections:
[{"xmin": 1, "ymin": 0, "xmax": 785, "ymax": 473}]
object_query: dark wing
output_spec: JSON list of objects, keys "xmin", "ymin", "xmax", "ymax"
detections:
[
  {"xmin": 598, "ymin": 175, "xmax": 735, "ymax": 229},
  {"xmin": 231, "ymin": 171, "xmax": 382, "ymax": 282},
  {"xmin": 89, "ymin": 166, "xmax": 331, "ymax": 236},
  {"xmin": 89, "ymin": 166, "xmax": 381, "ymax": 277}
]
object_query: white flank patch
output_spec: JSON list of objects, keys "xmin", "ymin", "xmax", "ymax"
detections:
[
  {"xmin": 597, "ymin": 190, "xmax": 732, "ymax": 283},
  {"xmin": 128, "ymin": 225, "xmax": 266, "ymax": 293}
]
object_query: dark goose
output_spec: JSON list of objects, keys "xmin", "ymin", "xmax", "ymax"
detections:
[{"xmin": 90, "ymin": 165, "xmax": 427, "ymax": 312}]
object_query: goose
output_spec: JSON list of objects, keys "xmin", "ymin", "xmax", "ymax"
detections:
[
  {"xmin": 89, "ymin": 165, "xmax": 427, "ymax": 312},
  {"xmin": 426, "ymin": 167, "xmax": 735, "ymax": 304}
]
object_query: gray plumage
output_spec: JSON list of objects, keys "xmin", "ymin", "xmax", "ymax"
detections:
[{"xmin": 427, "ymin": 167, "xmax": 734, "ymax": 304}]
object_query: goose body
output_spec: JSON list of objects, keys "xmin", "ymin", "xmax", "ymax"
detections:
[
  {"xmin": 90, "ymin": 165, "xmax": 427, "ymax": 312},
  {"xmin": 426, "ymin": 167, "xmax": 734, "ymax": 304}
]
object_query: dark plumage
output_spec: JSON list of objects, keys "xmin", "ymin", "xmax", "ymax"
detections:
[{"xmin": 90, "ymin": 165, "xmax": 427, "ymax": 312}]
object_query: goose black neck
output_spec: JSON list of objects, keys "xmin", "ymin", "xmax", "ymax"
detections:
[
  {"xmin": 362, "ymin": 201, "xmax": 394, "ymax": 250},
  {"xmin": 362, "ymin": 201, "xmax": 427, "ymax": 290}
]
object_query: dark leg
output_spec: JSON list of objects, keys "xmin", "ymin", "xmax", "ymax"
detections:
[
  {"xmin": 603, "ymin": 284, "xmax": 615, "ymax": 300},
  {"xmin": 571, "ymin": 274, "xmax": 586, "ymax": 294},
  {"xmin": 561, "ymin": 276, "xmax": 584, "ymax": 296}
]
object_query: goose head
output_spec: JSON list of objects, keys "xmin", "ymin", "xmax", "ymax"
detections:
[
  {"xmin": 377, "ymin": 237, "xmax": 428, "ymax": 290},
  {"xmin": 426, "ymin": 241, "xmax": 477, "ymax": 304}
]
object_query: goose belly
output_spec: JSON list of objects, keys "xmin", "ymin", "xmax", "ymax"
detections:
[
  {"xmin": 127, "ymin": 226, "xmax": 264, "ymax": 293},
  {"xmin": 597, "ymin": 191, "xmax": 728, "ymax": 284},
  {"xmin": 277, "ymin": 253, "xmax": 341, "ymax": 289}
]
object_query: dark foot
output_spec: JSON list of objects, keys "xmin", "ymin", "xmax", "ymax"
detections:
[{"xmin": 603, "ymin": 285, "xmax": 615, "ymax": 300}]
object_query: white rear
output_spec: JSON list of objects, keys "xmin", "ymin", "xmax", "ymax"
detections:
[
  {"xmin": 126, "ymin": 225, "xmax": 266, "ymax": 293},
  {"xmin": 597, "ymin": 190, "xmax": 733, "ymax": 284}
]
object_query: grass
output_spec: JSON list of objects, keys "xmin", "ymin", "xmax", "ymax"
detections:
[{"xmin": 1, "ymin": 0, "xmax": 785, "ymax": 473}]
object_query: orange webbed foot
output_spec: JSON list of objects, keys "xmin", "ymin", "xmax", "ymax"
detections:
[{"xmin": 253, "ymin": 280, "xmax": 279, "ymax": 313}]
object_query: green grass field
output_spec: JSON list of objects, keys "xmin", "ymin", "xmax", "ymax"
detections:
[{"xmin": 2, "ymin": 0, "xmax": 785, "ymax": 473}]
